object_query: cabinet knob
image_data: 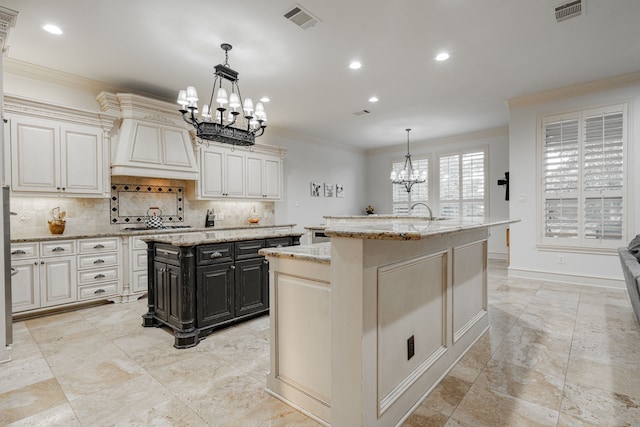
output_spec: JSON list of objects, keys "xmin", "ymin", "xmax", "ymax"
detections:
[
  {"xmin": 11, "ymin": 249, "xmax": 26, "ymax": 255},
  {"xmin": 94, "ymin": 273, "xmax": 106, "ymax": 279},
  {"xmin": 94, "ymin": 289, "xmax": 105, "ymax": 294},
  {"xmin": 210, "ymin": 251, "xmax": 223, "ymax": 258},
  {"xmin": 94, "ymin": 259, "xmax": 105, "ymax": 264},
  {"xmin": 40, "ymin": 261, "xmax": 45, "ymax": 265},
  {"xmin": 263, "ymin": 260, "xmax": 269, "ymax": 265},
  {"xmin": 93, "ymin": 244, "xmax": 105, "ymax": 249},
  {"xmin": 52, "ymin": 247, "xmax": 65, "ymax": 252},
  {"xmin": 230, "ymin": 265, "xmax": 236, "ymax": 270},
  {"xmin": 34, "ymin": 261, "xmax": 39, "ymax": 265}
]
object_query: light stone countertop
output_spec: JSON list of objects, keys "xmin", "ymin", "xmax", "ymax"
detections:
[
  {"xmin": 259, "ymin": 242, "xmax": 331, "ymax": 264},
  {"xmin": 141, "ymin": 230, "xmax": 303, "ymax": 247},
  {"xmin": 324, "ymin": 217, "xmax": 518, "ymax": 241},
  {"xmin": 11, "ymin": 224, "xmax": 299, "ymax": 243}
]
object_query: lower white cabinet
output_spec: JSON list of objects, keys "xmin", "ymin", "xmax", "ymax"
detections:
[
  {"xmin": 10, "ymin": 237, "xmax": 122, "ymax": 314},
  {"xmin": 129, "ymin": 236, "xmax": 149, "ymax": 295}
]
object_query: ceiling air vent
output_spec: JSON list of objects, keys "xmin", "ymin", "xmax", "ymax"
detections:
[
  {"xmin": 283, "ymin": 5, "xmax": 321, "ymax": 29},
  {"xmin": 353, "ymin": 110, "xmax": 370, "ymax": 116},
  {"xmin": 555, "ymin": 0, "xmax": 583, "ymax": 22}
]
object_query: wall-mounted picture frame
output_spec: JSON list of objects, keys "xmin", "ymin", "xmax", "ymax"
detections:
[
  {"xmin": 310, "ymin": 181, "xmax": 322, "ymax": 197},
  {"xmin": 324, "ymin": 183, "xmax": 334, "ymax": 197},
  {"xmin": 336, "ymin": 184, "xmax": 344, "ymax": 198}
]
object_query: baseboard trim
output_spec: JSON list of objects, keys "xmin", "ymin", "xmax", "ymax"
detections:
[{"xmin": 507, "ymin": 267, "xmax": 625, "ymax": 289}]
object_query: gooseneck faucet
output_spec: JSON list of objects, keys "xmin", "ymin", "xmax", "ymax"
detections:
[{"xmin": 410, "ymin": 202, "xmax": 433, "ymax": 220}]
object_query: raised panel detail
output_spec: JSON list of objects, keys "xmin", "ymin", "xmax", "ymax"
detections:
[{"xmin": 452, "ymin": 240, "xmax": 487, "ymax": 343}]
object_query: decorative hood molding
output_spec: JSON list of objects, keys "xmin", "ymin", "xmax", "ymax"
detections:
[{"xmin": 97, "ymin": 92, "xmax": 199, "ymax": 180}]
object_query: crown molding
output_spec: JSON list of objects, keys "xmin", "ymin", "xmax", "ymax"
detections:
[
  {"xmin": 0, "ymin": 7, "xmax": 18, "ymax": 53},
  {"xmin": 507, "ymin": 71, "xmax": 640, "ymax": 110},
  {"xmin": 365, "ymin": 127, "xmax": 508, "ymax": 157}
]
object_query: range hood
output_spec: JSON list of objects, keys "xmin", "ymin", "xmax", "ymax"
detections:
[{"xmin": 97, "ymin": 92, "xmax": 199, "ymax": 180}]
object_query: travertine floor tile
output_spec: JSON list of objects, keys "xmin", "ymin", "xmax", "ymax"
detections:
[
  {"xmin": 5, "ymin": 403, "xmax": 81, "ymax": 427},
  {"xmin": 0, "ymin": 378, "xmax": 68, "ymax": 425}
]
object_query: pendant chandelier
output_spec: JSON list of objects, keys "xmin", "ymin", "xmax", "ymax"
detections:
[
  {"xmin": 390, "ymin": 129, "xmax": 426, "ymax": 192},
  {"xmin": 177, "ymin": 43, "xmax": 266, "ymax": 147}
]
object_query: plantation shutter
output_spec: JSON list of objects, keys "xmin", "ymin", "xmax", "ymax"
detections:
[
  {"xmin": 542, "ymin": 116, "xmax": 579, "ymax": 239},
  {"xmin": 438, "ymin": 150, "xmax": 485, "ymax": 218},
  {"xmin": 582, "ymin": 110, "xmax": 624, "ymax": 240},
  {"xmin": 439, "ymin": 154, "xmax": 460, "ymax": 217},
  {"xmin": 461, "ymin": 151, "xmax": 485, "ymax": 217}
]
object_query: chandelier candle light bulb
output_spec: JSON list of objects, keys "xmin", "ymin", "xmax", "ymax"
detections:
[{"xmin": 178, "ymin": 43, "xmax": 267, "ymax": 146}]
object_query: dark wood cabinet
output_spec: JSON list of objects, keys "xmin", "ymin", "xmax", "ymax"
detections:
[{"xmin": 143, "ymin": 234, "xmax": 299, "ymax": 348}]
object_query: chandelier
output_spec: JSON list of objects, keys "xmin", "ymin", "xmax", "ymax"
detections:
[
  {"xmin": 177, "ymin": 43, "xmax": 266, "ymax": 147},
  {"xmin": 390, "ymin": 129, "xmax": 426, "ymax": 192}
]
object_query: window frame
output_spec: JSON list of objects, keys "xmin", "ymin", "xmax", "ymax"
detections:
[{"xmin": 536, "ymin": 103, "xmax": 629, "ymax": 253}]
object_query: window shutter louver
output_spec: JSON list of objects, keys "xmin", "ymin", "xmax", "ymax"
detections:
[{"xmin": 438, "ymin": 151, "xmax": 485, "ymax": 218}]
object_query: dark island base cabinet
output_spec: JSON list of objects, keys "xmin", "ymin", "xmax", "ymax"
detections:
[{"xmin": 143, "ymin": 236, "xmax": 298, "ymax": 348}]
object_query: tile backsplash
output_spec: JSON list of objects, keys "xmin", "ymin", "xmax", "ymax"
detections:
[{"xmin": 10, "ymin": 177, "xmax": 275, "ymax": 237}]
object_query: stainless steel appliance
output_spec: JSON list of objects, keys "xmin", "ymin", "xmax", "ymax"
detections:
[{"xmin": 3, "ymin": 186, "xmax": 12, "ymax": 346}]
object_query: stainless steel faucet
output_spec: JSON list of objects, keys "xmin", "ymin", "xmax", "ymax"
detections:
[{"xmin": 410, "ymin": 202, "xmax": 433, "ymax": 220}]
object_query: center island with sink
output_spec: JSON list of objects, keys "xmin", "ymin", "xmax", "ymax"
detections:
[{"xmin": 259, "ymin": 215, "xmax": 517, "ymax": 427}]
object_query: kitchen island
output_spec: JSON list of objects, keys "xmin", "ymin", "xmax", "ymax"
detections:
[
  {"xmin": 141, "ymin": 229, "xmax": 301, "ymax": 348},
  {"xmin": 260, "ymin": 216, "xmax": 516, "ymax": 427}
]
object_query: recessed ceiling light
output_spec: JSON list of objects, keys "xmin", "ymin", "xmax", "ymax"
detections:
[
  {"xmin": 260, "ymin": 97, "xmax": 270, "ymax": 103},
  {"xmin": 349, "ymin": 61, "xmax": 362, "ymax": 70},
  {"xmin": 435, "ymin": 52, "xmax": 450, "ymax": 62},
  {"xmin": 369, "ymin": 96, "xmax": 379, "ymax": 103},
  {"xmin": 42, "ymin": 24, "xmax": 63, "ymax": 35}
]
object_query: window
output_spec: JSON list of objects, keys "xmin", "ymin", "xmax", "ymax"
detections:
[
  {"xmin": 438, "ymin": 150, "xmax": 486, "ymax": 218},
  {"xmin": 391, "ymin": 157, "xmax": 429, "ymax": 214},
  {"xmin": 539, "ymin": 104, "xmax": 626, "ymax": 250}
]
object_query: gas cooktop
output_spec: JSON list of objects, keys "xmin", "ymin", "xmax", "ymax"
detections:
[{"xmin": 122, "ymin": 225, "xmax": 193, "ymax": 231}]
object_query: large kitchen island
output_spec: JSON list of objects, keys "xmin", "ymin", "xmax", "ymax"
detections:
[{"xmin": 260, "ymin": 216, "xmax": 516, "ymax": 427}]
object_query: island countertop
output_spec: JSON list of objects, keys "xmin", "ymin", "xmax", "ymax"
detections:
[
  {"xmin": 323, "ymin": 217, "xmax": 518, "ymax": 240},
  {"xmin": 140, "ymin": 230, "xmax": 303, "ymax": 246},
  {"xmin": 259, "ymin": 242, "xmax": 331, "ymax": 264}
]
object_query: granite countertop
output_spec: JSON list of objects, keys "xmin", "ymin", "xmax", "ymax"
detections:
[
  {"xmin": 141, "ymin": 230, "xmax": 303, "ymax": 247},
  {"xmin": 324, "ymin": 217, "xmax": 518, "ymax": 241},
  {"xmin": 259, "ymin": 242, "xmax": 331, "ymax": 264},
  {"xmin": 303, "ymin": 225, "xmax": 327, "ymax": 231},
  {"xmin": 11, "ymin": 224, "xmax": 299, "ymax": 243}
]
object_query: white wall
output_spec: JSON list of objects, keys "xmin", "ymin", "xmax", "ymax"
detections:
[
  {"xmin": 508, "ymin": 81, "xmax": 640, "ymax": 288},
  {"xmin": 262, "ymin": 129, "xmax": 367, "ymax": 242},
  {"xmin": 364, "ymin": 129, "xmax": 510, "ymax": 259}
]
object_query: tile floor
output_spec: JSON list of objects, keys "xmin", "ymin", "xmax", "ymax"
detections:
[{"xmin": 1, "ymin": 261, "xmax": 639, "ymax": 426}]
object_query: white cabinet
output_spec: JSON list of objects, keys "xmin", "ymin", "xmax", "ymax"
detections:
[
  {"xmin": 8, "ymin": 115, "xmax": 107, "ymax": 196},
  {"xmin": 246, "ymin": 152, "xmax": 283, "ymax": 200},
  {"xmin": 197, "ymin": 145, "xmax": 245, "ymax": 199},
  {"xmin": 76, "ymin": 237, "xmax": 122, "ymax": 301},
  {"xmin": 10, "ymin": 241, "xmax": 77, "ymax": 313},
  {"xmin": 196, "ymin": 143, "xmax": 284, "ymax": 200},
  {"xmin": 129, "ymin": 236, "xmax": 149, "ymax": 295}
]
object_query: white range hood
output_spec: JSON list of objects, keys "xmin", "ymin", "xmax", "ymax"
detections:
[{"xmin": 97, "ymin": 92, "xmax": 199, "ymax": 180}]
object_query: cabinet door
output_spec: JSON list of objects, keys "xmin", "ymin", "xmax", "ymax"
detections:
[
  {"xmin": 235, "ymin": 257, "xmax": 268, "ymax": 317},
  {"xmin": 263, "ymin": 156, "xmax": 282, "ymax": 199},
  {"xmin": 197, "ymin": 262, "xmax": 235, "ymax": 327},
  {"xmin": 153, "ymin": 261, "xmax": 169, "ymax": 322},
  {"xmin": 11, "ymin": 260, "xmax": 40, "ymax": 313},
  {"xmin": 61, "ymin": 124, "xmax": 104, "ymax": 194},
  {"xmin": 224, "ymin": 151, "xmax": 245, "ymax": 197},
  {"xmin": 166, "ymin": 263, "xmax": 183, "ymax": 328},
  {"xmin": 245, "ymin": 154, "xmax": 264, "ymax": 198},
  {"xmin": 200, "ymin": 149, "xmax": 224, "ymax": 198},
  {"xmin": 40, "ymin": 256, "xmax": 77, "ymax": 308},
  {"xmin": 10, "ymin": 117, "xmax": 59, "ymax": 192}
]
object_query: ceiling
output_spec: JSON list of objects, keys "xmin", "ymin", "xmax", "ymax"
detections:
[{"xmin": 2, "ymin": 0, "xmax": 640, "ymax": 150}]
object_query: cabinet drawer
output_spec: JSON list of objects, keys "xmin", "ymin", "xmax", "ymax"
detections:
[
  {"xmin": 78, "ymin": 237, "xmax": 119, "ymax": 253},
  {"xmin": 40, "ymin": 240, "xmax": 75, "ymax": 257},
  {"xmin": 132, "ymin": 236, "xmax": 148, "ymax": 250},
  {"xmin": 10, "ymin": 242, "xmax": 38, "ymax": 260},
  {"xmin": 265, "ymin": 237, "xmax": 293, "ymax": 248},
  {"xmin": 78, "ymin": 267, "xmax": 119, "ymax": 284},
  {"xmin": 154, "ymin": 244, "xmax": 180, "ymax": 264},
  {"xmin": 235, "ymin": 239, "xmax": 265, "ymax": 260},
  {"xmin": 197, "ymin": 243, "xmax": 234, "ymax": 265},
  {"xmin": 132, "ymin": 249, "xmax": 147, "ymax": 271},
  {"xmin": 77, "ymin": 252, "xmax": 119, "ymax": 270},
  {"xmin": 78, "ymin": 282, "xmax": 119, "ymax": 300}
]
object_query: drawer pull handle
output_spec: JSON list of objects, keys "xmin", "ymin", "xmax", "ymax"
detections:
[
  {"xmin": 263, "ymin": 260, "xmax": 269, "ymax": 265},
  {"xmin": 210, "ymin": 251, "xmax": 223, "ymax": 258},
  {"xmin": 52, "ymin": 247, "xmax": 65, "ymax": 252},
  {"xmin": 93, "ymin": 244, "xmax": 105, "ymax": 249},
  {"xmin": 94, "ymin": 273, "xmax": 106, "ymax": 279},
  {"xmin": 276, "ymin": 244, "xmax": 283, "ymax": 248},
  {"xmin": 94, "ymin": 288, "xmax": 106, "ymax": 294},
  {"xmin": 93, "ymin": 259, "xmax": 105, "ymax": 264},
  {"xmin": 11, "ymin": 249, "xmax": 26, "ymax": 255}
]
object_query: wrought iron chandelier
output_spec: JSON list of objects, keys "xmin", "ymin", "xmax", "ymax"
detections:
[
  {"xmin": 177, "ymin": 43, "xmax": 266, "ymax": 147},
  {"xmin": 390, "ymin": 129, "xmax": 426, "ymax": 192}
]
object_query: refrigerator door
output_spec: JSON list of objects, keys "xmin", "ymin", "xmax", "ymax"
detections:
[{"xmin": 3, "ymin": 185, "xmax": 11, "ymax": 345}]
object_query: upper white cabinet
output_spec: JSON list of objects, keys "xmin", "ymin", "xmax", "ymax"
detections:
[
  {"xmin": 246, "ymin": 152, "xmax": 282, "ymax": 199},
  {"xmin": 195, "ymin": 142, "xmax": 285, "ymax": 200},
  {"xmin": 4, "ymin": 95, "xmax": 117, "ymax": 197}
]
